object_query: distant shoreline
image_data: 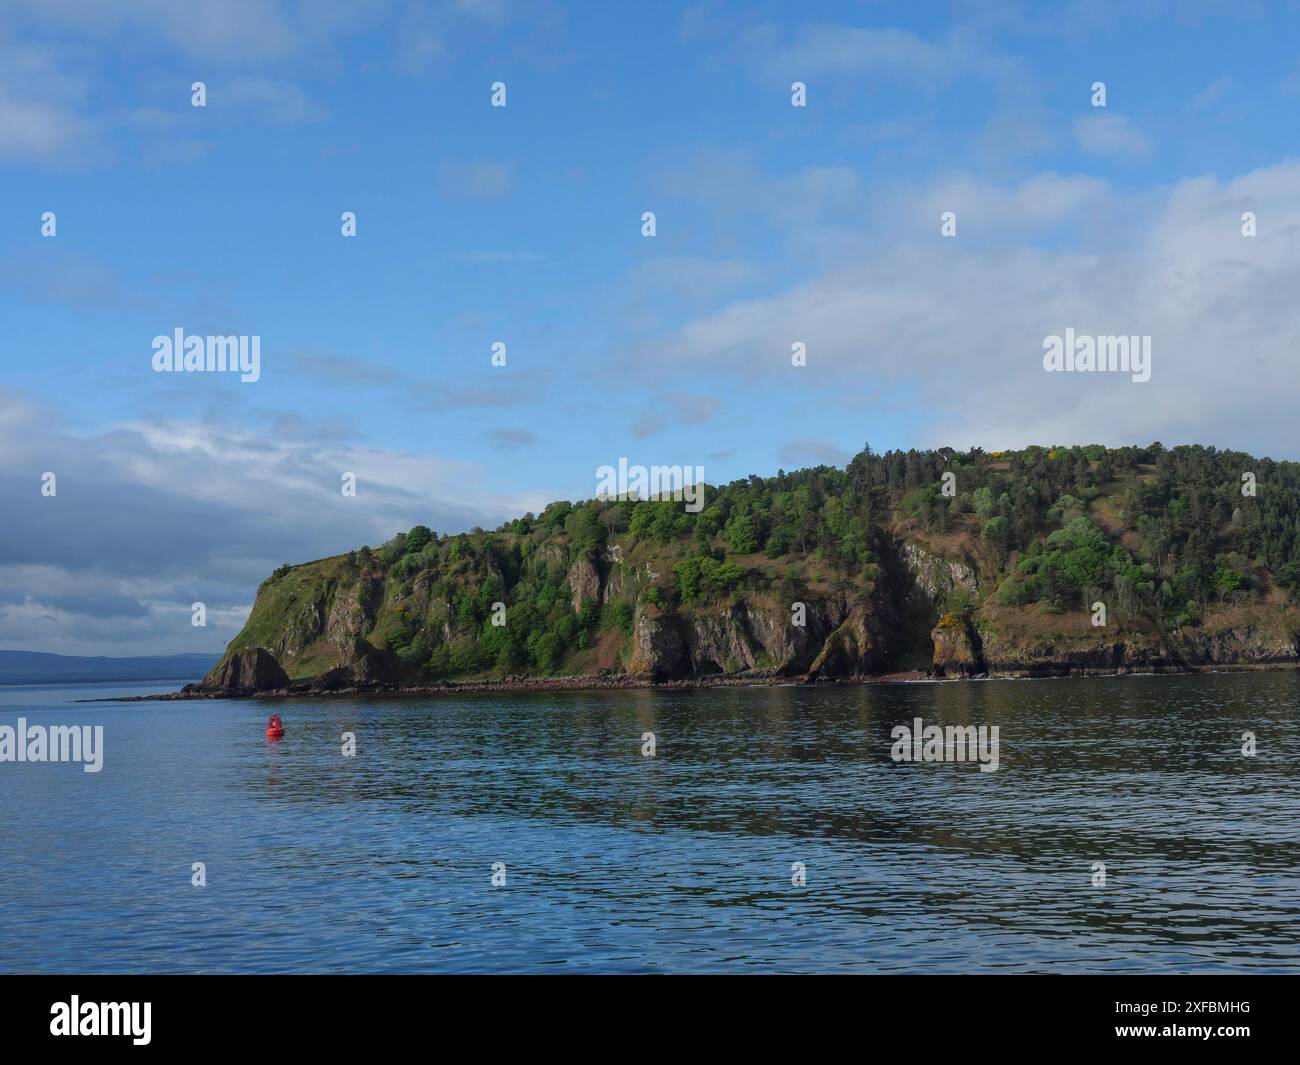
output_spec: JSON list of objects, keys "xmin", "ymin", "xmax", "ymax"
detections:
[
  {"xmin": 86, "ymin": 662, "xmax": 1297, "ymax": 702},
  {"xmin": 0, "ymin": 650, "xmax": 217, "ymax": 689},
  {"xmin": 3, "ymin": 676, "xmax": 209, "ymax": 689}
]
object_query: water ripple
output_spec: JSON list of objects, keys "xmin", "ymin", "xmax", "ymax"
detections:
[{"xmin": 0, "ymin": 672, "xmax": 1297, "ymax": 972}]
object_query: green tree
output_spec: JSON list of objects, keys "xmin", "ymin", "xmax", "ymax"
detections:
[
  {"xmin": 726, "ymin": 514, "xmax": 758, "ymax": 553},
  {"xmin": 405, "ymin": 525, "xmax": 433, "ymax": 554}
]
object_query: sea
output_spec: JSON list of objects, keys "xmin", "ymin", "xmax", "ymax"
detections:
[{"xmin": 1, "ymin": 671, "xmax": 1297, "ymax": 973}]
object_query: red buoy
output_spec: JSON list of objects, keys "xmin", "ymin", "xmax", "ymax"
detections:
[{"xmin": 265, "ymin": 713, "xmax": 284, "ymax": 739}]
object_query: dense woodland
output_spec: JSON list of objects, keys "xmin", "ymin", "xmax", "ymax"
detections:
[{"xmin": 292, "ymin": 443, "xmax": 1300, "ymax": 680}]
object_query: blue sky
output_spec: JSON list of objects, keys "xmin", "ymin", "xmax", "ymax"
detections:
[{"xmin": 4, "ymin": 0, "xmax": 1300, "ymax": 655}]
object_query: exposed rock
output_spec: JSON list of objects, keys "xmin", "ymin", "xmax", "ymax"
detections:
[
  {"xmin": 743, "ymin": 599, "xmax": 835, "ymax": 673},
  {"xmin": 1174, "ymin": 625, "xmax": 1300, "ymax": 665},
  {"xmin": 201, "ymin": 647, "xmax": 289, "ymax": 692},
  {"xmin": 808, "ymin": 606, "xmax": 887, "ymax": 678},
  {"xmin": 310, "ymin": 665, "xmax": 355, "ymax": 691},
  {"xmin": 343, "ymin": 638, "xmax": 401, "ymax": 685},
  {"xmin": 326, "ymin": 577, "xmax": 382, "ymax": 653},
  {"xmin": 569, "ymin": 557, "xmax": 602, "ymax": 613},
  {"xmin": 979, "ymin": 638, "xmax": 1140, "ymax": 675},
  {"xmin": 903, "ymin": 541, "xmax": 978, "ymax": 605},
  {"xmin": 930, "ymin": 614, "xmax": 987, "ymax": 677},
  {"xmin": 601, "ymin": 560, "xmax": 656, "ymax": 605},
  {"xmin": 199, "ymin": 495, "xmax": 1300, "ymax": 694},
  {"xmin": 628, "ymin": 605, "xmax": 690, "ymax": 679},
  {"xmin": 686, "ymin": 604, "xmax": 776, "ymax": 673},
  {"xmin": 272, "ymin": 596, "xmax": 327, "ymax": 661}
]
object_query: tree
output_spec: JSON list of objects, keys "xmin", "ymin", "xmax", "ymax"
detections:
[
  {"xmin": 406, "ymin": 525, "xmax": 433, "ymax": 554},
  {"xmin": 981, "ymin": 514, "xmax": 1010, "ymax": 564},
  {"xmin": 1279, "ymin": 561, "xmax": 1300, "ymax": 604},
  {"xmin": 726, "ymin": 514, "xmax": 758, "ymax": 553},
  {"xmin": 569, "ymin": 505, "xmax": 607, "ymax": 560}
]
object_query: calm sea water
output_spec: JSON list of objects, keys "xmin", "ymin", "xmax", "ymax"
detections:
[{"xmin": 1, "ymin": 672, "xmax": 1297, "ymax": 974}]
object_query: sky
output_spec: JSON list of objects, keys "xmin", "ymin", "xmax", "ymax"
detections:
[{"xmin": 3, "ymin": 0, "xmax": 1300, "ymax": 656}]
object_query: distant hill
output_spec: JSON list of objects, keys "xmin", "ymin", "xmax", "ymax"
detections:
[
  {"xmin": 0, "ymin": 650, "xmax": 219, "ymax": 685},
  {"xmin": 203, "ymin": 442, "xmax": 1300, "ymax": 690}
]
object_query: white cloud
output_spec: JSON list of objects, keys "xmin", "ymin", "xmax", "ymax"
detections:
[
  {"xmin": 630, "ymin": 161, "xmax": 1300, "ymax": 459},
  {"xmin": 222, "ymin": 76, "xmax": 325, "ymax": 124},
  {"xmin": 0, "ymin": 88, "xmax": 92, "ymax": 161},
  {"xmin": 0, "ymin": 389, "xmax": 542, "ymax": 654},
  {"xmin": 0, "ymin": 0, "xmax": 518, "ymax": 166},
  {"xmin": 657, "ymin": 149, "xmax": 863, "ymax": 243},
  {"xmin": 0, "ymin": 43, "xmax": 98, "ymax": 164},
  {"xmin": 761, "ymin": 25, "xmax": 956, "ymax": 80},
  {"xmin": 909, "ymin": 172, "xmax": 1111, "ymax": 236},
  {"xmin": 629, "ymin": 256, "xmax": 762, "ymax": 304},
  {"xmin": 1073, "ymin": 113, "xmax": 1153, "ymax": 160},
  {"xmin": 750, "ymin": 22, "xmax": 1025, "ymax": 90},
  {"xmin": 7, "ymin": 0, "xmax": 307, "ymax": 63}
]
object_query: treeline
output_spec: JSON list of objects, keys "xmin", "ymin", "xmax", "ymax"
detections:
[
  {"xmin": 347, "ymin": 442, "xmax": 1300, "ymax": 677},
  {"xmin": 886, "ymin": 442, "xmax": 1300, "ymax": 624}
]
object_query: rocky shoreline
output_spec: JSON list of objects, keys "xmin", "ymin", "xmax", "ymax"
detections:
[
  {"xmin": 95, "ymin": 659, "xmax": 1297, "ymax": 703},
  {"xmin": 101, "ymin": 668, "xmax": 922, "ymax": 701}
]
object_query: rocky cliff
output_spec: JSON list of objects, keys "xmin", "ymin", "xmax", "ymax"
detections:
[
  {"xmin": 199, "ymin": 443, "xmax": 1300, "ymax": 692},
  {"xmin": 202, "ymin": 546, "xmax": 907, "ymax": 692},
  {"xmin": 200, "ymin": 647, "xmax": 289, "ymax": 693}
]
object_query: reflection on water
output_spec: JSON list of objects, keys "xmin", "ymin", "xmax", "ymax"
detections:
[{"xmin": 0, "ymin": 672, "xmax": 1297, "ymax": 972}]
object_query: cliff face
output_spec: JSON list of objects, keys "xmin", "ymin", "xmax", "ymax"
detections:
[
  {"xmin": 930, "ymin": 614, "xmax": 986, "ymax": 677},
  {"xmin": 201, "ymin": 443, "xmax": 1300, "ymax": 692},
  {"xmin": 204, "ymin": 529, "xmax": 1300, "ymax": 692},
  {"xmin": 200, "ymin": 647, "xmax": 289, "ymax": 692},
  {"xmin": 965, "ymin": 614, "xmax": 1300, "ymax": 676},
  {"xmin": 628, "ymin": 591, "xmax": 899, "ymax": 681},
  {"xmin": 205, "ymin": 544, "xmax": 906, "ymax": 691}
]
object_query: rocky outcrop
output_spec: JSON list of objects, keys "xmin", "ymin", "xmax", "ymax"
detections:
[
  {"xmin": 625, "ymin": 593, "xmax": 895, "ymax": 680},
  {"xmin": 348, "ymin": 641, "xmax": 401, "ymax": 685},
  {"xmin": 972, "ymin": 622, "xmax": 1300, "ymax": 676},
  {"xmin": 1174, "ymin": 624, "xmax": 1300, "ymax": 665},
  {"xmin": 903, "ymin": 541, "xmax": 978, "ymax": 605},
  {"xmin": 326, "ymin": 578, "xmax": 381, "ymax": 652},
  {"xmin": 300, "ymin": 640, "xmax": 401, "ymax": 691},
  {"xmin": 807, "ymin": 605, "xmax": 889, "ymax": 678},
  {"xmin": 975, "ymin": 628, "xmax": 1170, "ymax": 675},
  {"xmin": 274, "ymin": 597, "xmax": 327, "ymax": 660},
  {"xmin": 683, "ymin": 600, "xmax": 829, "ymax": 674},
  {"xmin": 309, "ymin": 665, "xmax": 356, "ymax": 692},
  {"xmin": 569, "ymin": 557, "xmax": 601, "ymax": 613},
  {"xmin": 681, "ymin": 606, "xmax": 758, "ymax": 672},
  {"xmin": 600, "ymin": 559, "xmax": 657, "ymax": 606},
  {"xmin": 930, "ymin": 615, "xmax": 986, "ymax": 677},
  {"xmin": 201, "ymin": 490, "xmax": 1300, "ymax": 695},
  {"xmin": 201, "ymin": 647, "xmax": 289, "ymax": 692},
  {"xmin": 745, "ymin": 599, "xmax": 837, "ymax": 672},
  {"xmin": 627, "ymin": 605, "xmax": 690, "ymax": 679},
  {"xmin": 943, "ymin": 615, "xmax": 1259, "ymax": 676}
]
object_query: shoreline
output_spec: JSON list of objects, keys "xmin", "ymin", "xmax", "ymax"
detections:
[{"xmin": 85, "ymin": 661, "xmax": 1299, "ymax": 702}]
